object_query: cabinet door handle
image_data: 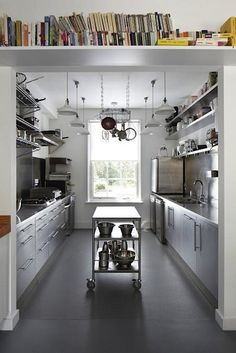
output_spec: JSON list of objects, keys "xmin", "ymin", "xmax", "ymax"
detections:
[
  {"xmin": 20, "ymin": 258, "xmax": 34, "ymax": 271},
  {"xmin": 195, "ymin": 223, "xmax": 201, "ymax": 250},
  {"xmin": 39, "ymin": 241, "xmax": 49, "ymax": 252},
  {"xmin": 21, "ymin": 235, "xmax": 33, "ymax": 246},
  {"xmin": 20, "ymin": 223, "xmax": 33, "ymax": 232}
]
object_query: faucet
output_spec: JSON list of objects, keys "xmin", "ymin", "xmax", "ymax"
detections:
[{"xmin": 193, "ymin": 179, "xmax": 205, "ymax": 202}]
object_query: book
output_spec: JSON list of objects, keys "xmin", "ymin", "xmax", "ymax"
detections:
[
  {"xmin": 15, "ymin": 20, "xmax": 22, "ymax": 46},
  {"xmin": 23, "ymin": 23, "xmax": 29, "ymax": 46},
  {"xmin": 220, "ymin": 17, "xmax": 236, "ymax": 45},
  {"xmin": 157, "ymin": 39, "xmax": 189, "ymax": 46}
]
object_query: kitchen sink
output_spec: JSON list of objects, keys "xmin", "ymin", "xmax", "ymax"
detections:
[{"xmin": 169, "ymin": 196, "xmax": 206, "ymax": 205}]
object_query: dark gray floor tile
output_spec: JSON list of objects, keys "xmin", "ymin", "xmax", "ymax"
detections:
[{"xmin": 0, "ymin": 230, "xmax": 236, "ymax": 353}]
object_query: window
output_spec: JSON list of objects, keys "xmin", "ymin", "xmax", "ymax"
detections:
[{"xmin": 88, "ymin": 120, "xmax": 141, "ymax": 201}]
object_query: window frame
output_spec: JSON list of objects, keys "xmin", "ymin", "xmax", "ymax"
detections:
[{"xmin": 87, "ymin": 120, "xmax": 141, "ymax": 202}]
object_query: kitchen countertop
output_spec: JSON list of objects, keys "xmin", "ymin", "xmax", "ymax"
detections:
[
  {"xmin": 158, "ymin": 195, "xmax": 218, "ymax": 226},
  {"xmin": 16, "ymin": 194, "xmax": 72, "ymax": 226},
  {"xmin": 0, "ymin": 215, "xmax": 11, "ymax": 238}
]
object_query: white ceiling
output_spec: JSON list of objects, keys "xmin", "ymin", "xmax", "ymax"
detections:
[{"xmin": 27, "ymin": 71, "xmax": 210, "ymax": 111}]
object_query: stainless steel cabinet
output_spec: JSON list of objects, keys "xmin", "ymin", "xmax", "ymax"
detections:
[
  {"xmin": 164, "ymin": 199, "xmax": 218, "ymax": 300},
  {"xmin": 182, "ymin": 213, "xmax": 197, "ymax": 272},
  {"xmin": 17, "ymin": 196, "xmax": 69, "ymax": 299},
  {"xmin": 165, "ymin": 202, "xmax": 182, "ymax": 252},
  {"xmin": 195, "ymin": 220, "xmax": 218, "ymax": 298},
  {"xmin": 17, "ymin": 219, "xmax": 36, "ymax": 299}
]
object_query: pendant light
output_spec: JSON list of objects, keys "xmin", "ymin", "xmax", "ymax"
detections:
[
  {"xmin": 155, "ymin": 72, "xmax": 175, "ymax": 120},
  {"xmin": 141, "ymin": 80, "xmax": 161, "ymax": 135},
  {"xmin": 70, "ymin": 80, "xmax": 85, "ymax": 128},
  {"xmin": 57, "ymin": 72, "xmax": 77, "ymax": 116},
  {"xmin": 76, "ymin": 97, "xmax": 90, "ymax": 136}
]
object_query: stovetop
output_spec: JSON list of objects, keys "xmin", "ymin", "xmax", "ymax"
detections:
[{"xmin": 22, "ymin": 198, "xmax": 56, "ymax": 207}]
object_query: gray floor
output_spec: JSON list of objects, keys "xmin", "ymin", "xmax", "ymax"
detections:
[{"xmin": 1, "ymin": 230, "xmax": 236, "ymax": 353}]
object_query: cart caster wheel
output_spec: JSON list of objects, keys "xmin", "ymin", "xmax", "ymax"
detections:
[
  {"xmin": 87, "ymin": 279, "xmax": 95, "ymax": 290},
  {"xmin": 132, "ymin": 279, "xmax": 142, "ymax": 290}
]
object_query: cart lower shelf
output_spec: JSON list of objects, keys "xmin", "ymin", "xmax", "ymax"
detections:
[{"xmin": 94, "ymin": 260, "xmax": 139, "ymax": 273}]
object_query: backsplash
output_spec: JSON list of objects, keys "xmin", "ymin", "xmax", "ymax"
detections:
[
  {"xmin": 185, "ymin": 152, "xmax": 218, "ymax": 207},
  {"xmin": 16, "ymin": 148, "xmax": 33, "ymax": 199}
]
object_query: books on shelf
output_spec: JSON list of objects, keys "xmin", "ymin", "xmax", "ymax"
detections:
[
  {"xmin": 0, "ymin": 12, "xmax": 234, "ymax": 47},
  {"xmin": 0, "ymin": 11, "xmax": 174, "ymax": 47}
]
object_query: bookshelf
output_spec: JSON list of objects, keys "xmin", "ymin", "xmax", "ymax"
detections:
[{"xmin": 0, "ymin": 46, "xmax": 236, "ymax": 69}]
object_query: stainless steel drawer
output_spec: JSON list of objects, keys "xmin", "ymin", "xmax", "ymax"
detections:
[
  {"xmin": 17, "ymin": 219, "xmax": 35, "ymax": 237},
  {"xmin": 17, "ymin": 233, "xmax": 36, "ymax": 269},
  {"xmin": 36, "ymin": 241, "xmax": 49, "ymax": 272},
  {"xmin": 17, "ymin": 256, "xmax": 36, "ymax": 299}
]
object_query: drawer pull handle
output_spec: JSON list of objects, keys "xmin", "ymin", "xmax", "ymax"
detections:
[
  {"xmin": 60, "ymin": 223, "xmax": 66, "ymax": 229},
  {"xmin": 38, "ymin": 223, "xmax": 48, "ymax": 232},
  {"xmin": 21, "ymin": 235, "xmax": 33, "ymax": 246},
  {"xmin": 39, "ymin": 242, "xmax": 49, "ymax": 252},
  {"xmin": 20, "ymin": 258, "xmax": 34, "ymax": 271},
  {"xmin": 20, "ymin": 223, "xmax": 33, "ymax": 232},
  {"xmin": 52, "ymin": 230, "xmax": 59, "ymax": 239},
  {"xmin": 38, "ymin": 214, "xmax": 47, "ymax": 221},
  {"xmin": 64, "ymin": 204, "xmax": 71, "ymax": 209},
  {"xmin": 52, "ymin": 214, "xmax": 60, "ymax": 221}
]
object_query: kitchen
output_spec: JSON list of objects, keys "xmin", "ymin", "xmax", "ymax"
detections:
[
  {"xmin": 1, "ymin": 69, "xmax": 220, "ymax": 302},
  {"xmin": 0, "ymin": 46, "xmax": 236, "ymax": 350}
]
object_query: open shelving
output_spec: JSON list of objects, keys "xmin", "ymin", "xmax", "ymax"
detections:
[
  {"xmin": 166, "ymin": 82, "xmax": 217, "ymax": 128},
  {"xmin": 176, "ymin": 145, "xmax": 218, "ymax": 158},
  {"xmin": 166, "ymin": 109, "xmax": 215, "ymax": 140}
]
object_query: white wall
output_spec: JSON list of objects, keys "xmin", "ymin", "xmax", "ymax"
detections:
[
  {"xmin": 0, "ymin": 67, "xmax": 19, "ymax": 330},
  {"xmin": 215, "ymin": 67, "xmax": 236, "ymax": 330},
  {"xmin": 49, "ymin": 109, "xmax": 174, "ymax": 228},
  {"xmin": 0, "ymin": 0, "xmax": 235, "ymax": 32}
]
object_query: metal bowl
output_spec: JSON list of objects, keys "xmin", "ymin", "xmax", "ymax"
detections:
[
  {"xmin": 119, "ymin": 223, "xmax": 134, "ymax": 237},
  {"xmin": 98, "ymin": 222, "xmax": 115, "ymax": 237},
  {"xmin": 114, "ymin": 250, "xmax": 135, "ymax": 269}
]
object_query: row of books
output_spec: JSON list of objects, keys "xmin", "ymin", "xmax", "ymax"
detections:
[
  {"xmin": 87, "ymin": 12, "xmax": 173, "ymax": 35},
  {"xmin": 0, "ymin": 12, "xmax": 233, "ymax": 47},
  {"xmin": 0, "ymin": 12, "xmax": 174, "ymax": 47},
  {"xmin": 158, "ymin": 30, "xmax": 231, "ymax": 46}
]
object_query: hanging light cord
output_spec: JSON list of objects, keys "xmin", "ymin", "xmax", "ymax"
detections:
[
  {"xmin": 126, "ymin": 76, "xmax": 130, "ymax": 109},
  {"xmin": 163, "ymin": 72, "xmax": 167, "ymax": 104},
  {"xmin": 151, "ymin": 79, "xmax": 156, "ymax": 119},
  {"xmin": 144, "ymin": 96, "xmax": 148, "ymax": 124},
  {"xmin": 81, "ymin": 97, "xmax": 85, "ymax": 123},
  {"xmin": 74, "ymin": 80, "xmax": 79, "ymax": 117},
  {"xmin": 101, "ymin": 75, "xmax": 104, "ymax": 110},
  {"xmin": 66, "ymin": 72, "xmax": 69, "ymax": 103}
]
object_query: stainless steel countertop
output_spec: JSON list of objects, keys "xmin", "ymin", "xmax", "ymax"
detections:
[
  {"xmin": 158, "ymin": 194, "xmax": 218, "ymax": 226},
  {"xmin": 16, "ymin": 194, "xmax": 72, "ymax": 226}
]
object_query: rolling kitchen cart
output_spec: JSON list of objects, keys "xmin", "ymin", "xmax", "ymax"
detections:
[{"xmin": 87, "ymin": 206, "xmax": 142, "ymax": 290}]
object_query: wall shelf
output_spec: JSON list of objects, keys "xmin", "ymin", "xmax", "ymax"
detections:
[
  {"xmin": 166, "ymin": 109, "xmax": 215, "ymax": 140},
  {"xmin": 166, "ymin": 83, "xmax": 218, "ymax": 128},
  {"xmin": 16, "ymin": 83, "xmax": 40, "ymax": 115},
  {"xmin": 1, "ymin": 47, "xmax": 236, "ymax": 69},
  {"xmin": 176, "ymin": 145, "xmax": 218, "ymax": 158},
  {"xmin": 16, "ymin": 115, "xmax": 40, "ymax": 132},
  {"xmin": 16, "ymin": 137, "xmax": 40, "ymax": 150}
]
